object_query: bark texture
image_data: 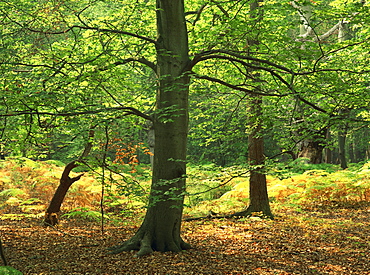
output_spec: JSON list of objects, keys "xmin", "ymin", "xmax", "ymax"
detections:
[
  {"xmin": 0, "ymin": 238, "xmax": 7, "ymax": 266},
  {"xmin": 43, "ymin": 161, "xmax": 83, "ymax": 226},
  {"xmin": 240, "ymin": 95, "xmax": 273, "ymax": 218},
  {"xmin": 235, "ymin": 0, "xmax": 273, "ymax": 219},
  {"xmin": 110, "ymin": 0, "xmax": 191, "ymax": 256},
  {"xmin": 297, "ymin": 127, "xmax": 327, "ymax": 164},
  {"xmin": 297, "ymin": 139, "xmax": 325, "ymax": 164}
]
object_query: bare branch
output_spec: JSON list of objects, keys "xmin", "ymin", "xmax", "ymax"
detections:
[{"xmin": 317, "ymin": 22, "xmax": 341, "ymax": 42}]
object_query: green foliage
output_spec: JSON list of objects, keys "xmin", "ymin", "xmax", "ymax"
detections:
[
  {"xmin": 0, "ymin": 266, "xmax": 23, "ymax": 275},
  {"xmin": 0, "ymin": 189, "xmax": 26, "ymax": 199},
  {"xmin": 0, "ymin": 0, "xmax": 369, "ymax": 233},
  {"xmin": 62, "ymin": 207, "xmax": 106, "ymax": 222},
  {"xmin": 186, "ymin": 163, "xmax": 233, "ymax": 206},
  {"xmin": 270, "ymin": 158, "xmax": 341, "ymax": 178},
  {"xmin": 44, "ymin": 160, "xmax": 65, "ymax": 167},
  {"xmin": 269, "ymin": 161, "xmax": 370, "ymax": 206}
]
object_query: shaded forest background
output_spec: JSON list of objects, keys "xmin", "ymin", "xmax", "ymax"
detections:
[{"xmin": 0, "ymin": 0, "xmax": 370, "ymax": 273}]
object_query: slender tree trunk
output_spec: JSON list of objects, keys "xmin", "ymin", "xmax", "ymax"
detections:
[
  {"xmin": 146, "ymin": 121, "xmax": 155, "ymax": 169},
  {"xmin": 110, "ymin": 0, "xmax": 191, "ymax": 256},
  {"xmin": 43, "ymin": 161, "xmax": 83, "ymax": 225},
  {"xmin": 246, "ymin": 0, "xmax": 272, "ymax": 218},
  {"xmin": 348, "ymin": 140, "xmax": 355, "ymax": 163},
  {"xmin": 44, "ymin": 130, "xmax": 94, "ymax": 226},
  {"xmin": 231, "ymin": 0, "xmax": 273, "ymax": 219},
  {"xmin": 337, "ymin": 24, "xmax": 350, "ymax": 169},
  {"xmin": 338, "ymin": 128, "xmax": 348, "ymax": 169},
  {"xmin": 246, "ymin": 96, "xmax": 273, "ymax": 217},
  {"xmin": 325, "ymin": 128, "xmax": 332, "ymax": 163}
]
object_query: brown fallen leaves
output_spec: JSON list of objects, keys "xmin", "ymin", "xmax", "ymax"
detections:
[{"xmin": 1, "ymin": 205, "xmax": 369, "ymax": 275}]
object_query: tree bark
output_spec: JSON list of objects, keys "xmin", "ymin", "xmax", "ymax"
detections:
[
  {"xmin": 233, "ymin": 95, "xmax": 273, "ymax": 218},
  {"xmin": 231, "ymin": 0, "xmax": 273, "ymax": 219},
  {"xmin": 297, "ymin": 139, "xmax": 325, "ymax": 164},
  {"xmin": 43, "ymin": 161, "xmax": 83, "ymax": 225},
  {"xmin": 324, "ymin": 129, "xmax": 332, "ymax": 163},
  {"xmin": 44, "ymin": 130, "xmax": 94, "ymax": 226},
  {"xmin": 0, "ymin": 238, "xmax": 7, "ymax": 266},
  {"xmin": 338, "ymin": 128, "xmax": 348, "ymax": 169},
  {"xmin": 109, "ymin": 0, "xmax": 191, "ymax": 256},
  {"xmin": 247, "ymin": 96, "xmax": 273, "ymax": 217}
]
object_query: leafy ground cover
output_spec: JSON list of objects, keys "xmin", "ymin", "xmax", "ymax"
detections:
[
  {"xmin": 1, "ymin": 204, "xmax": 369, "ymax": 275},
  {"xmin": 0, "ymin": 159, "xmax": 369, "ymax": 274}
]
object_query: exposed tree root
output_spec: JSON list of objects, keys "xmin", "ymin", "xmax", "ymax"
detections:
[
  {"xmin": 108, "ymin": 231, "xmax": 191, "ymax": 257},
  {"xmin": 43, "ymin": 213, "xmax": 59, "ymax": 226},
  {"xmin": 184, "ymin": 208, "xmax": 274, "ymax": 221}
]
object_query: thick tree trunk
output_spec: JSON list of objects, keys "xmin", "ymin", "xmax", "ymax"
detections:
[
  {"xmin": 297, "ymin": 128, "xmax": 327, "ymax": 164},
  {"xmin": 297, "ymin": 139, "xmax": 325, "ymax": 164},
  {"xmin": 110, "ymin": 0, "xmax": 191, "ymax": 256}
]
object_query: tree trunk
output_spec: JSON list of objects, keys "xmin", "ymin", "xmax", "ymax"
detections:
[
  {"xmin": 247, "ymin": 96, "xmax": 273, "ymax": 217},
  {"xmin": 348, "ymin": 140, "xmax": 355, "ymax": 163},
  {"xmin": 338, "ymin": 128, "xmax": 348, "ymax": 169},
  {"xmin": 234, "ymin": 95, "xmax": 273, "ymax": 218},
  {"xmin": 43, "ymin": 161, "xmax": 83, "ymax": 225},
  {"xmin": 324, "ymin": 129, "xmax": 332, "ymax": 163},
  {"xmin": 229, "ymin": 0, "xmax": 273, "ymax": 219},
  {"xmin": 242, "ymin": 0, "xmax": 273, "ymax": 218},
  {"xmin": 297, "ymin": 127, "xmax": 327, "ymax": 164},
  {"xmin": 146, "ymin": 120, "xmax": 155, "ymax": 169},
  {"xmin": 297, "ymin": 139, "xmax": 325, "ymax": 164},
  {"xmin": 109, "ymin": 0, "xmax": 191, "ymax": 256},
  {"xmin": 44, "ymin": 130, "xmax": 94, "ymax": 226},
  {"xmin": 0, "ymin": 238, "xmax": 7, "ymax": 266}
]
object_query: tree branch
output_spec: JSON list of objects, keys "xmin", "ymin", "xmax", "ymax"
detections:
[
  {"xmin": 25, "ymin": 25, "xmax": 158, "ymax": 46},
  {"xmin": 190, "ymin": 50, "xmax": 294, "ymax": 74},
  {"xmin": 109, "ymin": 58, "xmax": 156, "ymax": 74},
  {"xmin": 192, "ymin": 73, "xmax": 283, "ymax": 97},
  {"xmin": 0, "ymin": 106, "xmax": 152, "ymax": 121}
]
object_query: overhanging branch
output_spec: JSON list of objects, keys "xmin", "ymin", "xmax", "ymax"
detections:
[
  {"xmin": 193, "ymin": 73, "xmax": 284, "ymax": 97},
  {"xmin": 25, "ymin": 25, "xmax": 158, "ymax": 46},
  {"xmin": 109, "ymin": 58, "xmax": 156, "ymax": 74},
  {"xmin": 1, "ymin": 106, "xmax": 152, "ymax": 121},
  {"xmin": 190, "ymin": 49, "xmax": 294, "ymax": 73}
]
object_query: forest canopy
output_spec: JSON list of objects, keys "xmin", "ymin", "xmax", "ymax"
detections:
[{"xmin": 0, "ymin": 0, "xmax": 369, "ymax": 264}]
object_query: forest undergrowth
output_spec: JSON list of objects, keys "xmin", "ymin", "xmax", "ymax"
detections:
[{"xmin": 0, "ymin": 158, "xmax": 369, "ymax": 274}]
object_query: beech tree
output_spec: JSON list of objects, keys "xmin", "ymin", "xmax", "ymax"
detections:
[
  {"xmin": 1, "ymin": 0, "xmax": 370, "ymax": 256},
  {"xmin": 110, "ymin": 0, "xmax": 192, "ymax": 255}
]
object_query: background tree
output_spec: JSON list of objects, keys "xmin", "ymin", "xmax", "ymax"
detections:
[
  {"xmin": 1, "ymin": 0, "xmax": 370, "ymax": 257},
  {"xmin": 43, "ymin": 129, "xmax": 94, "ymax": 226}
]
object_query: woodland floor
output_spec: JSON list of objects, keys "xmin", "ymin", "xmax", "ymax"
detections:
[{"xmin": 1, "ymin": 204, "xmax": 370, "ymax": 275}]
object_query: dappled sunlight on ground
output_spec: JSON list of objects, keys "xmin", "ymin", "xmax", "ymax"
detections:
[{"xmin": 1, "ymin": 205, "xmax": 369, "ymax": 275}]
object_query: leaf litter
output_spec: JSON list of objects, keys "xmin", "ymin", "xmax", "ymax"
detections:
[{"xmin": 1, "ymin": 205, "xmax": 369, "ymax": 275}]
